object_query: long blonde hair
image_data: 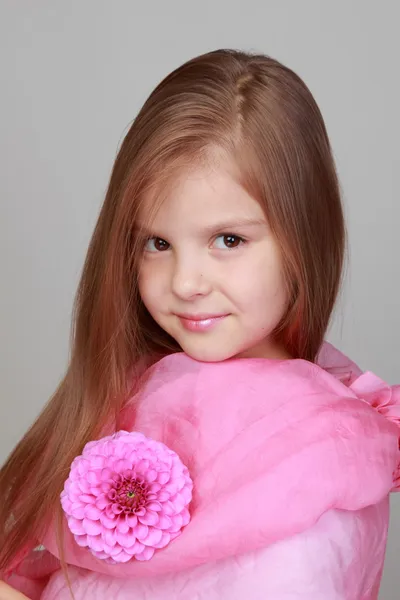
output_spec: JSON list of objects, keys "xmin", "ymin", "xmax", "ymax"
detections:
[{"xmin": 0, "ymin": 48, "xmax": 345, "ymax": 572}]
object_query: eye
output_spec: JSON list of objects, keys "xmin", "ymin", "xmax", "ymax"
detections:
[
  {"xmin": 144, "ymin": 237, "xmax": 170, "ymax": 252},
  {"xmin": 213, "ymin": 234, "xmax": 246, "ymax": 250}
]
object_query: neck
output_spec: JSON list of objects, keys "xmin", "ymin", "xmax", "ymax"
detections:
[{"xmin": 235, "ymin": 339, "xmax": 292, "ymax": 361}]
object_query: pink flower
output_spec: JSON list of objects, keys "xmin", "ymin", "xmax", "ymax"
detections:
[{"xmin": 61, "ymin": 431, "xmax": 193, "ymax": 563}]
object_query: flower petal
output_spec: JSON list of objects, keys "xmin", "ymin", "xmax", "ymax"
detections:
[
  {"xmin": 77, "ymin": 458, "xmax": 90, "ymax": 476},
  {"xmin": 94, "ymin": 551, "xmax": 110, "ymax": 561},
  {"xmin": 115, "ymin": 529, "xmax": 136, "ymax": 547},
  {"xmin": 111, "ymin": 504, "xmax": 123, "ymax": 515},
  {"xmin": 68, "ymin": 517, "xmax": 86, "ymax": 536},
  {"xmin": 84, "ymin": 504, "xmax": 102, "ymax": 520},
  {"xmin": 126, "ymin": 514, "xmax": 138, "ymax": 528},
  {"xmin": 138, "ymin": 510, "xmax": 159, "ymax": 526},
  {"xmin": 87, "ymin": 535, "xmax": 104, "ymax": 552},
  {"xmin": 169, "ymin": 513, "xmax": 183, "ymax": 532},
  {"xmin": 152, "ymin": 531, "xmax": 171, "ymax": 549},
  {"xmin": 181, "ymin": 486, "xmax": 193, "ymax": 504},
  {"xmin": 124, "ymin": 540, "xmax": 145, "ymax": 554},
  {"xmin": 116, "ymin": 517, "xmax": 129, "ymax": 534},
  {"xmin": 70, "ymin": 502, "xmax": 86, "ymax": 519},
  {"xmin": 181, "ymin": 508, "xmax": 191, "ymax": 526},
  {"xmin": 157, "ymin": 472, "xmax": 170, "ymax": 485},
  {"xmin": 101, "ymin": 482, "xmax": 113, "ymax": 493},
  {"xmin": 74, "ymin": 534, "xmax": 88, "ymax": 547},
  {"xmin": 112, "ymin": 458, "xmax": 132, "ymax": 472},
  {"xmin": 149, "ymin": 483, "xmax": 162, "ymax": 493},
  {"xmin": 95, "ymin": 495, "xmax": 110, "ymax": 510},
  {"xmin": 102, "ymin": 529, "xmax": 116, "ymax": 547},
  {"xmin": 114, "ymin": 550, "xmax": 134, "ymax": 563},
  {"xmin": 89, "ymin": 455, "xmax": 106, "ymax": 469},
  {"xmin": 77, "ymin": 479, "xmax": 92, "ymax": 494},
  {"xmin": 61, "ymin": 496, "xmax": 72, "ymax": 514},
  {"xmin": 170, "ymin": 493, "xmax": 186, "ymax": 513},
  {"xmin": 100, "ymin": 468, "xmax": 114, "ymax": 482},
  {"xmin": 146, "ymin": 501, "xmax": 162, "ymax": 512},
  {"xmin": 134, "ymin": 523, "xmax": 149, "ymax": 540},
  {"xmin": 135, "ymin": 546, "xmax": 155, "ymax": 561},
  {"xmin": 157, "ymin": 514, "xmax": 172, "ymax": 530},
  {"xmin": 141, "ymin": 527, "xmax": 163, "ymax": 547},
  {"xmin": 80, "ymin": 493, "xmax": 96, "ymax": 505},
  {"xmin": 145, "ymin": 469, "xmax": 158, "ymax": 482},
  {"xmin": 100, "ymin": 514, "xmax": 117, "ymax": 529},
  {"xmin": 162, "ymin": 500, "xmax": 176, "ymax": 516},
  {"xmin": 157, "ymin": 491, "xmax": 170, "ymax": 502},
  {"xmin": 135, "ymin": 459, "xmax": 150, "ymax": 474},
  {"xmin": 82, "ymin": 518, "xmax": 103, "ymax": 536}
]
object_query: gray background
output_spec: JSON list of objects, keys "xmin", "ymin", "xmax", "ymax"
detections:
[{"xmin": 0, "ymin": 1, "xmax": 398, "ymax": 597}]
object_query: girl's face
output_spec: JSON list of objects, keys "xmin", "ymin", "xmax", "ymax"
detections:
[{"xmin": 138, "ymin": 162, "xmax": 290, "ymax": 362}]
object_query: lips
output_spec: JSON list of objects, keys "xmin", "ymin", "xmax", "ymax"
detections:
[
  {"xmin": 177, "ymin": 313, "xmax": 228, "ymax": 321},
  {"xmin": 176, "ymin": 313, "xmax": 229, "ymax": 332}
]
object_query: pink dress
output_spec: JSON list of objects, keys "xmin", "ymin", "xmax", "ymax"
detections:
[{"xmin": 6, "ymin": 343, "xmax": 400, "ymax": 599}]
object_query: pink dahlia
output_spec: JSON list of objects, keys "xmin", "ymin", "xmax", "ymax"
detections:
[{"xmin": 61, "ymin": 430, "xmax": 193, "ymax": 563}]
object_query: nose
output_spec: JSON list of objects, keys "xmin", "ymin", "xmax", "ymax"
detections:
[{"xmin": 171, "ymin": 253, "xmax": 212, "ymax": 300}]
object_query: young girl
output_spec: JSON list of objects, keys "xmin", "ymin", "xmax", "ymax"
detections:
[{"xmin": 0, "ymin": 48, "xmax": 399, "ymax": 600}]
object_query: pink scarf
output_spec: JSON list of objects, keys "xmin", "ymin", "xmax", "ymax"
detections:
[{"xmin": 6, "ymin": 342, "xmax": 400, "ymax": 596}]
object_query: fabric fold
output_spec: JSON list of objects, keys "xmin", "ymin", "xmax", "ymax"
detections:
[{"xmin": 5, "ymin": 342, "xmax": 400, "ymax": 598}]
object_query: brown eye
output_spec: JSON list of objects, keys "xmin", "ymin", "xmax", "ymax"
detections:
[
  {"xmin": 145, "ymin": 237, "xmax": 170, "ymax": 252},
  {"xmin": 224, "ymin": 235, "xmax": 241, "ymax": 248},
  {"xmin": 214, "ymin": 234, "xmax": 245, "ymax": 249}
]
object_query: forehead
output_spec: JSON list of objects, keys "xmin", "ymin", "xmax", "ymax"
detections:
[{"xmin": 138, "ymin": 159, "xmax": 265, "ymax": 230}]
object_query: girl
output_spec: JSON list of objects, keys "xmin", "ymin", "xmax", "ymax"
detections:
[{"xmin": 0, "ymin": 48, "xmax": 399, "ymax": 599}]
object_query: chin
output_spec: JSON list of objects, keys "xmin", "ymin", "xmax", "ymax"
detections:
[
  {"xmin": 178, "ymin": 341, "xmax": 239, "ymax": 363},
  {"xmin": 185, "ymin": 351, "xmax": 233, "ymax": 363}
]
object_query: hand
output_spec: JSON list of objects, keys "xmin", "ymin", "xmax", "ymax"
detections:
[{"xmin": 0, "ymin": 581, "xmax": 30, "ymax": 599}]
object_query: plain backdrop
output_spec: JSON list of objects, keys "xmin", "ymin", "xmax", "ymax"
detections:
[{"xmin": 0, "ymin": 1, "xmax": 399, "ymax": 597}]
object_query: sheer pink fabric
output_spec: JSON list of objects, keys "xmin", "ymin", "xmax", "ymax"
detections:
[{"xmin": 6, "ymin": 343, "xmax": 400, "ymax": 599}]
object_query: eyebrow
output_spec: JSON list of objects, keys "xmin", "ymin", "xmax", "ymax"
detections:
[
  {"xmin": 200, "ymin": 218, "xmax": 267, "ymax": 234},
  {"xmin": 136, "ymin": 218, "xmax": 267, "ymax": 236}
]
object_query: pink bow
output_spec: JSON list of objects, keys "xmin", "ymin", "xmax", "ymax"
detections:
[{"xmin": 350, "ymin": 373, "xmax": 400, "ymax": 490}]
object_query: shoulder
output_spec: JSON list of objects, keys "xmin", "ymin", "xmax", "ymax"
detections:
[
  {"xmin": 142, "ymin": 350, "xmax": 345, "ymax": 399},
  {"xmin": 136, "ymin": 351, "xmax": 400, "ymax": 448},
  {"xmin": 140, "ymin": 350, "xmax": 377, "ymax": 419},
  {"xmin": 126, "ymin": 351, "xmax": 400, "ymax": 510}
]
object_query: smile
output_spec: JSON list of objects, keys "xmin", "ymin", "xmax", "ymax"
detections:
[{"xmin": 176, "ymin": 314, "xmax": 229, "ymax": 332}]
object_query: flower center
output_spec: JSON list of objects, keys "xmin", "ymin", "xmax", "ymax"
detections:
[{"xmin": 115, "ymin": 478, "xmax": 147, "ymax": 513}]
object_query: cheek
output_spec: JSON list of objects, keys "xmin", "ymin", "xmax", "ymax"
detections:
[
  {"xmin": 232, "ymin": 250, "xmax": 287, "ymax": 313},
  {"xmin": 138, "ymin": 262, "xmax": 166, "ymax": 307}
]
